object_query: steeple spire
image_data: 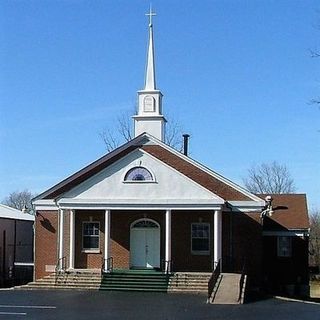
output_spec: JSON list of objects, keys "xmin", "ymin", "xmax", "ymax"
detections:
[
  {"xmin": 145, "ymin": 6, "xmax": 156, "ymax": 90},
  {"xmin": 133, "ymin": 7, "xmax": 166, "ymax": 141}
]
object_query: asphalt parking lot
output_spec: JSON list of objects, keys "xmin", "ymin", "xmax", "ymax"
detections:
[{"xmin": 0, "ymin": 289, "xmax": 319, "ymax": 320}]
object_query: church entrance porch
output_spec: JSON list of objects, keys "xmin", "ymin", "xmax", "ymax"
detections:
[{"xmin": 55, "ymin": 208, "xmax": 222, "ymax": 275}]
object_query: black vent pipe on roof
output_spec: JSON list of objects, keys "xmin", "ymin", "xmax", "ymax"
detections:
[{"xmin": 183, "ymin": 134, "xmax": 190, "ymax": 156}]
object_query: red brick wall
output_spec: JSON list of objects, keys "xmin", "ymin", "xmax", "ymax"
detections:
[
  {"xmin": 171, "ymin": 210, "xmax": 213, "ymax": 272},
  {"xmin": 63, "ymin": 210, "xmax": 70, "ymax": 268},
  {"xmin": 263, "ymin": 235, "xmax": 309, "ymax": 290},
  {"xmin": 35, "ymin": 208, "xmax": 264, "ymax": 280},
  {"xmin": 35, "ymin": 210, "xmax": 58, "ymax": 280},
  {"xmin": 74, "ymin": 210, "xmax": 105, "ymax": 269},
  {"xmin": 232, "ymin": 212, "xmax": 263, "ymax": 286}
]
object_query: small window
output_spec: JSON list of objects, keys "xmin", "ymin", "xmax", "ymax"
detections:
[
  {"xmin": 277, "ymin": 236, "xmax": 292, "ymax": 257},
  {"xmin": 83, "ymin": 222, "xmax": 100, "ymax": 251},
  {"xmin": 191, "ymin": 223, "xmax": 210, "ymax": 255},
  {"xmin": 124, "ymin": 167, "xmax": 153, "ymax": 182}
]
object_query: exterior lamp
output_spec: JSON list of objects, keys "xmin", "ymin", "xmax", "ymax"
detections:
[{"xmin": 260, "ymin": 195, "xmax": 274, "ymax": 221}]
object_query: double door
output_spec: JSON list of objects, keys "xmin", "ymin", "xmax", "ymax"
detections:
[{"xmin": 130, "ymin": 227, "xmax": 160, "ymax": 269}]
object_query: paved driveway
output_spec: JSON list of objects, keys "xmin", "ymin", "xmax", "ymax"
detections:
[{"xmin": 0, "ymin": 290, "xmax": 319, "ymax": 320}]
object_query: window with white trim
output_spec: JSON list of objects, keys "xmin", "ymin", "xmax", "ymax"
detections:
[
  {"xmin": 277, "ymin": 236, "xmax": 292, "ymax": 257},
  {"xmin": 83, "ymin": 222, "xmax": 100, "ymax": 251},
  {"xmin": 191, "ymin": 223, "xmax": 210, "ymax": 255},
  {"xmin": 124, "ymin": 167, "xmax": 153, "ymax": 182}
]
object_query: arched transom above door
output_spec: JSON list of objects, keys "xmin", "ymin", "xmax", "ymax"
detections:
[{"xmin": 131, "ymin": 219, "xmax": 159, "ymax": 229}]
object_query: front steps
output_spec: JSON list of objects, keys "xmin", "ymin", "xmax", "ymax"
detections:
[
  {"xmin": 168, "ymin": 272, "xmax": 211, "ymax": 293},
  {"xmin": 18, "ymin": 270, "xmax": 102, "ymax": 291},
  {"xmin": 17, "ymin": 270, "xmax": 210, "ymax": 293},
  {"xmin": 101, "ymin": 270, "xmax": 169, "ymax": 292}
]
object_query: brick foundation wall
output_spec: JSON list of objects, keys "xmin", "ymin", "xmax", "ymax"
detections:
[{"xmin": 35, "ymin": 210, "xmax": 58, "ymax": 280}]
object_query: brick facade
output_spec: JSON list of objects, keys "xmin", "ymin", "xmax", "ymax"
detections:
[
  {"xmin": 35, "ymin": 210, "xmax": 58, "ymax": 280},
  {"xmin": 263, "ymin": 235, "xmax": 309, "ymax": 291},
  {"xmin": 34, "ymin": 209, "xmax": 264, "ymax": 276},
  {"xmin": 74, "ymin": 210, "xmax": 105, "ymax": 269},
  {"xmin": 171, "ymin": 210, "xmax": 213, "ymax": 272}
]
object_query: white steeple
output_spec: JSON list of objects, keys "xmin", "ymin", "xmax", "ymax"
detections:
[
  {"xmin": 145, "ymin": 9, "xmax": 156, "ymax": 90},
  {"xmin": 133, "ymin": 7, "xmax": 166, "ymax": 141}
]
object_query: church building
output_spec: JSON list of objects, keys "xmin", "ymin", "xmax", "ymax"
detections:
[{"xmin": 32, "ymin": 10, "xmax": 309, "ymax": 297}]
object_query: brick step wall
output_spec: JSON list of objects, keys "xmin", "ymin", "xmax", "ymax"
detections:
[{"xmin": 17, "ymin": 271, "xmax": 211, "ymax": 293}]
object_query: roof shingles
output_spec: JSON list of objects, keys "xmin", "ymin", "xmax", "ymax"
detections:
[
  {"xmin": 142, "ymin": 145, "xmax": 251, "ymax": 201},
  {"xmin": 257, "ymin": 194, "xmax": 309, "ymax": 230}
]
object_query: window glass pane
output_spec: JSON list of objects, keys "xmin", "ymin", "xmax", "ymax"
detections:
[
  {"xmin": 192, "ymin": 238, "xmax": 209, "ymax": 251},
  {"xmin": 124, "ymin": 167, "xmax": 153, "ymax": 181},
  {"xmin": 93, "ymin": 223, "xmax": 99, "ymax": 235},
  {"xmin": 83, "ymin": 224, "xmax": 89, "ymax": 235},
  {"xmin": 133, "ymin": 220, "xmax": 158, "ymax": 228},
  {"xmin": 83, "ymin": 236, "xmax": 99, "ymax": 249},
  {"xmin": 83, "ymin": 222, "xmax": 100, "ymax": 249},
  {"xmin": 277, "ymin": 236, "xmax": 292, "ymax": 257},
  {"xmin": 191, "ymin": 223, "xmax": 209, "ymax": 253}
]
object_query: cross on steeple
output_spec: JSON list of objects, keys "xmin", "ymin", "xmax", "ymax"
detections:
[{"xmin": 145, "ymin": 5, "xmax": 156, "ymax": 26}]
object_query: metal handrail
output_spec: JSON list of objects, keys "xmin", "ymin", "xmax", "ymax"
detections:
[
  {"xmin": 55, "ymin": 256, "xmax": 67, "ymax": 284},
  {"xmin": 162, "ymin": 260, "xmax": 172, "ymax": 274},
  {"xmin": 102, "ymin": 257, "xmax": 113, "ymax": 273},
  {"xmin": 238, "ymin": 259, "xmax": 247, "ymax": 303},
  {"xmin": 55, "ymin": 256, "xmax": 67, "ymax": 273},
  {"xmin": 207, "ymin": 259, "xmax": 221, "ymax": 302}
]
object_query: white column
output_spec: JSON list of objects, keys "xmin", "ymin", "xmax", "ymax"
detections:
[
  {"xmin": 214, "ymin": 210, "xmax": 222, "ymax": 270},
  {"xmin": 104, "ymin": 209, "xmax": 111, "ymax": 272},
  {"xmin": 58, "ymin": 208, "xmax": 64, "ymax": 270},
  {"xmin": 69, "ymin": 209, "xmax": 75, "ymax": 269},
  {"xmin": 165, "ymin": 209, "xmax": 172, "ymax": 273}
]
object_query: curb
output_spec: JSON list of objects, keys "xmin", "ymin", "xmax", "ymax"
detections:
[{"xmin": 274, "ymin": 295, "xmax": 320, "ymax": 305}]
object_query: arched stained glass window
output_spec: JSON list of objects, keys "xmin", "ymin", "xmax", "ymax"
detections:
[{"xmin": 124, "ymin": 167, "xmax": 153, "ymax": 182}]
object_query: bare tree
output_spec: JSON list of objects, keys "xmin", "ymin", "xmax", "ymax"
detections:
[
  {"xmin": 100, "ymin": 110, "xmax": 133, "ymax": 153},
  {"xmin": 309, "ymin": 49, "xmax": 320, "ymax": 105},
  {"xmin": 309, "ymin": 208, "xmax": 320, "ymax": 271},
  {"xmin": 243, "ymin": 161, "xmax": 296, "ymax": 194},
  {"xmin": 309, "ymin": 17, "xmax": 320, "ymax": 105},
  {"xmin": 2, "ymin": 189, "xmax": 37, "ymax": 213},
  {"xmin": 100, "ymin": 110, "xmax": 184, "ymax": 152}
]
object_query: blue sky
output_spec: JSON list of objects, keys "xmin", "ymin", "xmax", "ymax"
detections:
[{"xmin": 0, "ymin": 0, "xmax": 319, "ymax": 209}]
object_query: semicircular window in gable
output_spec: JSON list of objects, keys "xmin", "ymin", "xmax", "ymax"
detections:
[{"xmin": 124, "ymin": 167, "xmax": 153, "ymax": 182}]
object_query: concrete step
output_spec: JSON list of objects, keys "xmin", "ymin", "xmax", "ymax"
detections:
[{"xmin": 18, "ymin": 271, "xmax": 211, "ymax": 293}]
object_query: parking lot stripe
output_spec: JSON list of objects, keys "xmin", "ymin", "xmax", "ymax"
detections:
[
  {"xmin": 0, "ymin": 305, "xmax": 56, "ymax": 309},
  {"xmin": 0, "ymin": 311, "xmax": 26, "ymax": 315}
]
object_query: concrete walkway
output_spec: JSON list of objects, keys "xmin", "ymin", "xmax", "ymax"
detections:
[{"xmin": 212, "ymin": 273, "xmax": 241, "ymax": 304}]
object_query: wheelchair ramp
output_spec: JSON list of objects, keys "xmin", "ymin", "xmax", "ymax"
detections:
[{"xmin": 212, "ymin": 273, "xmax": 243, "ymax": 304}]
